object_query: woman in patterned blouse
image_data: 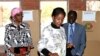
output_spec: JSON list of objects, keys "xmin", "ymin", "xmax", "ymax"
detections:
[{"xmin": 4, "ymin": 8, "xmax": 33, "ymax": 56}]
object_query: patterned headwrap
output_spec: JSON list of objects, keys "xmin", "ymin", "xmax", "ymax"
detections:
[{"xmin": 11, "ymin": 7, "xmax": 22, "ymax": 17}]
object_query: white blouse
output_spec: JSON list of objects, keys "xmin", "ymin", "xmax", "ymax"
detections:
[{"xmin": 38, "ymin": 24, "xmax": 66, "ymax": 56}]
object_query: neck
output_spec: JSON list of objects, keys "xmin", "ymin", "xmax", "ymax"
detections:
[
  {"xmin": 14, "ymin": 21, "xmax": 21, "ymax": 26},
  {"xmin": 69, "ymin": 22, "xmax": 75, "ymax": 25},
  {"xmin": 51, "ymin": 22, "xmax": 60, "ymax": 29}
]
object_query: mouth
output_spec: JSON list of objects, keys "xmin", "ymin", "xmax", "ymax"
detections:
[
  {"xmin": 57, "ymin": 24, "xmax": 62, "ymax": 27},
  {"xmin": 68, "ymin": 21, "xmax": 74, "ymax": 24}
]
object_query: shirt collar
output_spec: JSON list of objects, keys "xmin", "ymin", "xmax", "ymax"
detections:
[
  {"xmin": 68, "ymin": 23, "xmax": 75, "ymax": 27},
  {"xmin": 51, "ymin": 22, "xmax": 60, "ymax": 29},
  {"xmin": 12, "ymin": 22, "xmax": 22, "ymax": 27}
]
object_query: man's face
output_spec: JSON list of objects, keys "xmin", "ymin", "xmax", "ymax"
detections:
[
  {"xmin": 52, "ymin": 14, "xmax": 65, "ymax": 27},
  {"xmin": 68, "ymin": 13, "xmax": 77, "ymax": 24},
  {"xmin": 14, "ymin": 12, "xmax": 23, "ymax": 23}
]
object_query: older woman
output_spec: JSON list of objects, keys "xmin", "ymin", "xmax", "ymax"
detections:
[{"xmin": 4, "ymin": 8, "xmax": 33, "ymax": 56}]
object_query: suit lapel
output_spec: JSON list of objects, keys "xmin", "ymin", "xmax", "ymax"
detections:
[
  {"xmin": 64, "ymin": 23, "xmax": 68, "ymax": 41},
  {"xmin": 66, "ymin": 23, "xmax": 68, "ymax": 38},
  {"xmin": 65, "ymin": 23, "xmax": 79, "ymax": 44},
  {"xmin": 72, "ymin": 23, "xmax": 79, "ymax": 43}
]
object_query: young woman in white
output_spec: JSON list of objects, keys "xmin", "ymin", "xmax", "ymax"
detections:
[{"xmin": 38, "ymin": 7, "xmax": 67, "ymax": 56}]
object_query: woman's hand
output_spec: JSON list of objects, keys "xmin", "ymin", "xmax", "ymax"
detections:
[
  {"xmin": 21, "ymin": 46, "xmax": 31, "ymax": 54},
  {"xmin": 9, "ymin": 47, "xmax": 14, "ymax": 53},
  {"xmin": 48, "ymin": 53, "xmax": 59, "ymax": 56}
]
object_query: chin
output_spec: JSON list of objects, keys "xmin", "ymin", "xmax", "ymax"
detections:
[
  {"xmin": 68, "ymin": 22, "xmax": 73, "ymax": 24},
  {"xmin": 70, "ymin": 23, "xmax": 73, "ymax": 24},
  {"xmin": 57, "ymin": 25, "xmax": 60, "ymax": 27},
  {"xmin": 20, "ymin": 20, "xmax": 22, "ymax": 22}
]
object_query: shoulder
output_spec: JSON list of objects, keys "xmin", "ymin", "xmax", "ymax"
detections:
[
  {"xmin": 63, "ymin": 23, "xmax": 68, "ymax": 26},
  {"xmin": 5, "ymin": 23, "xmax": 13, "ymax": 28},
  {"xmin": 21, "ymin": 22, "xmax": 29, "ymax": 27},
  {"xmin": 60, "ymin": 26, "xmax": 65, "ymax": 30},
  {"xmin": 63, "ymin": 23, "xmax": 68, "ymax": 28},
  {"xmin": 76, "ymin": 23, "xmax": 85, "ymax": 30},
  {"xmin": 60, "ymin": 26, "xmax": 66, "ymax": 33},
  {"xmin": 41, "ymin": 25, "xmax": 53, "ymax": 36},
  {"xmin": 21, "ymin": 22, "xmax": 30, "ymax": 29},
  {"xmin": 5, "ymin": 23, "xmax": 15, "ymax": 31},
  {"xmin": 42, "ymin": 25, "xmax": 52, "ymax": 32}
]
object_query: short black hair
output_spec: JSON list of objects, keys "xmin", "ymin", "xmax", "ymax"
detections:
[
  {"xmin": 68, "ymin": 10, "xmax": 77, "ymax": 18},
  {"xmin": 52, "ymin": 7, "xmax": 66, "ymax": 17}
]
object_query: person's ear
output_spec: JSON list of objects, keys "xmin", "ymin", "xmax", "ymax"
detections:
[
  {"xmin": 12, "ymin": 16, "xmax": 16, "ymax": 21},
  {"xmin": 52, "ymin": 16, "xmax": 55, "ymax": 20}
]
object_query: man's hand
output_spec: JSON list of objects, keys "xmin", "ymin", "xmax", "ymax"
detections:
[
  {"xmin": 67, "ymin": 43, "xmax": 74, "ymax": 48},
  {"xmin": 27, "ymin": 46, "xmax": 32, "ymax": 53}
]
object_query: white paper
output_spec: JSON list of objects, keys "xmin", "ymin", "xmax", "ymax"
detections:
[
  {"xmin": 82, "ymin": 11, "xmax": 96, "ymax": 21},
  {"xmin": 23, "ymin": 10, "xmax": 33, "ymax": 21}
]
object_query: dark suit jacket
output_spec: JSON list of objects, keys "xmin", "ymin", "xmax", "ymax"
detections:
[{"xmin": 63, "ymin": 23, "xmax": 86, "ymax": 56}]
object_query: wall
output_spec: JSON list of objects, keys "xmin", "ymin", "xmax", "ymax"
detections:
[
  {"xmin": 69, "ymin": 0, "xmax": 86, "ymax": 10},
  {"xmin": 26, "ymin": 10, "xmax": 40, "ymax": 56},
  {"xmin": 20, "ymin": 0, "xmax": 40, "ymax": 56},
  {"xmin": 21, "ymin": 0, "xmax": 39, "ymax": 10},
  {"xmin": 76, "ymin": 11, "xmax": 100, "ymax": 41}
]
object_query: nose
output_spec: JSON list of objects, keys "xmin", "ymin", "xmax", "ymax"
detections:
[{"xmin": 58, "ymin": 19, "xmax": 63, "ymax": 25}]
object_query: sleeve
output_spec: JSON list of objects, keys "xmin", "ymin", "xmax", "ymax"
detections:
[
  {"xmin": 41, "ymin": 48, "xmax": 51, "ymax": 56},
  {"xmin": 76, "ymin": 27, "xmax": 86, "ymax": 56},
  {"xmin": 63, "ymin": 27, "xmax": 67, "ymax": 43},
  {"xmin": 25, "ymin": 24, "xmax": 34, "ymax": 48},
  {"xmin": 4, "ymin": 25, "xmax": 12, "ymax": 49},
  {"xmin": 37, "ymin": 28, "xmax": 51, "ymax": 56}
]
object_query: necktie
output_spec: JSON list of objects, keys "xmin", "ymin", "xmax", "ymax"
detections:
[{"xmin": 69, "ymin": 24, "xmax": 74, "ymax": 44}]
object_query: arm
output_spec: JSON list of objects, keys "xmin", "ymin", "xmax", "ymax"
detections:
[
  {"xmin": 38, "ymin": 28, "xmax": 51, "ymax": 56},
  {"xmin": 24, "ymin": 23, "xmax": 34, "ymax": 49},
  {"xmin": 26, "ymin": 29, "xmax": 34, "ymax": 49},
  {"xmin": 4, "ymin": 25, "xmax": 14, "ymax": 52},
  {"xmin": 41, "ymin": 48, "xmax": 51, "ymax": 56},
  {"xmin": 76, "ymin": 27, "xmax": 86, "ymax": 56}
]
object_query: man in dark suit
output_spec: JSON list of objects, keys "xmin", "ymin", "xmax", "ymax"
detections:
[{"xmin": 63, "ymin": 10, "xmax": 86, "ymax": 56}]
